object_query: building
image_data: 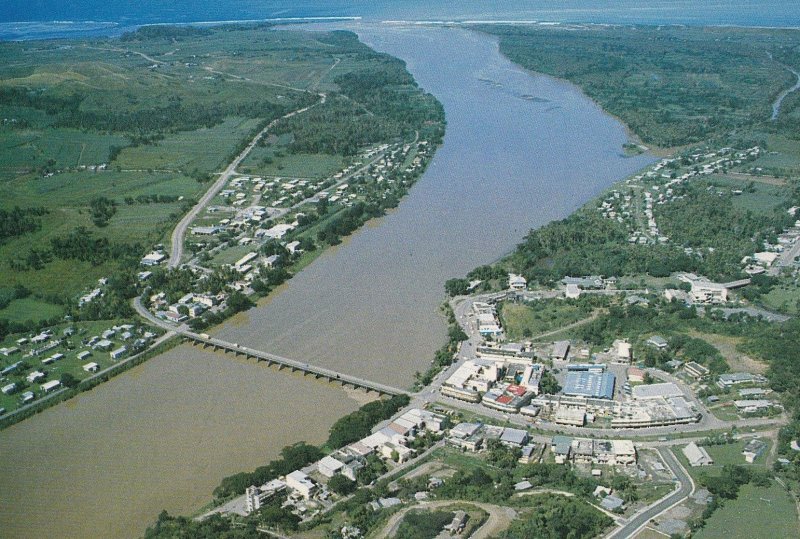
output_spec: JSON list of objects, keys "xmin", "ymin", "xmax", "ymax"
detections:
[
  {"xmin": 110, "ymin": 346, "xmax": 127, "ymax": 360},
  {"xmin": 245, "ymin": 479, "xmax": 286, "ymax": 513},
  {"xmin": 685, "ymin": 361, "xmax": 710, "ymax": 379},
  {"xmin": 682, "ymin": 442, "xmax": 713, "ymax": 467},
  {"xmin": 690, "ymin": 280, "xmax": 728, "ymax": 304},
  {"xmin": 563, "ymin": 371, "xmax": 616, "ymax": 399},
  {"xmin": 141, "ymin": 251, "xmax": 166, "ymax": 266},
  {"xmin": 83, "ymin": 362, "xmax": 99, "ymax": 373},
  {"xmin": 647, "ymin": 335, "xmax": 668, "ymax": 349},
  {"xmin": 41, "ymin": 380, "xmax": 61, "ymax": 393},
  {"xmin": 742, "ymin": 439, "xmax": 767, "ymax": 463},
  {"xmin": 631, "ymin": 382, "xmax": 683, "ymax": 400},
  {"xmin": 552, "ymin": 340, "xmax": 571, "ymax": 361},
  {"xmin": 717, "ymin": 372, "xmax": 767, "ymax": 389},
  {"xmin": 627, "ymin": 367, "xmax": 645, "ymax": 384},
  {"xmin": 551, "ymin": 435, "xmax": 573, "ymax": 464},
  {"xmin": 615, "ymin": 340, "xmax": 632, "ymax": 362},
  {"xmin": 733, "ymin": 399, "xmax": 773, "ymax": 414},
  {"xmin": 318, "ymin": 455, "xmax": 346, "ymax": 478},
  {"xmin": 508, "ymin": 273, "xmax": 527, "ymax": 291},
  {"xmin": 441, "ymin": 360, "xmax": 499, "ymax": 402},
  {"xmin": 285, "ymin": 470, "xmax": 316, "ymax": 499},
  {"xmin": 500, "ymin": 428, "xmax": 529, "ymax": 447},
  {"xmin": 447, "ymin": 422, "xmax": 484, "ymax": 452},
  {"xmin": 554, "ymin": 407, "xmax": 586, "ymax": 426}
]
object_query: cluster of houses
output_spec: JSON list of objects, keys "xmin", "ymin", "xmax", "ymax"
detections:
[
  {"xmin": 0, "ymin": 323, "xmax": 155, "ymax": 410},
  {"xmin": 152, "ymin": 291, "xmax": 223, "ymax": 323},
  {"xmin": 242, "ymin": 408, "xmax": 446, "ymax": 519},
  {"xmin": 550, "ymin": 435, "xmax": 637, "ymax": 466},
  {"xmin": 601, "ymin": 146, "xmax": 761, "ymax": 247}
]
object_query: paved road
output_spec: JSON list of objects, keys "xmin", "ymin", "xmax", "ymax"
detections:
[
  {"xmin": 168, "ymin": 95, "xmax": 326, "ymax": 268},
  {"xmin": 606, "ymin": 447, "xmax": 694, "ymax": 538}
]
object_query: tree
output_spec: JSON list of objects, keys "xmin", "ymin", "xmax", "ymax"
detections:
[
  {"xmin": 328, "ymin": 474, "xmax": 357, "ymax": 495},
  {"xmin": 60, "ymin": 372, "xmax": 79, "ymax": 388}
]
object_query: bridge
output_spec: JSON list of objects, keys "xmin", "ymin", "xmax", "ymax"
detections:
[{"xmin": 181, "ymin": 331, "xmax": 407, "ymax": 397}]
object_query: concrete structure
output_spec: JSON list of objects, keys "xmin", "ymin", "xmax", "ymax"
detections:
[
  {"xmin": 447, "ymin": 422, "xmax": 484, "ymax": 452},
  {"xmin": 682, "ymin": 442, "xmax": 713, "ymax": 467},
  {"xmin": 555, "ymin": 407, "xmax": 586, "ymax": 426}
]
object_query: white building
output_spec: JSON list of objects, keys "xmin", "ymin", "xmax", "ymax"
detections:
[
  {"xmin": 285, "ymin": 470, "xmax": 316, "ymax": 499},
  {"xmin": 682, "ymin": 442, "xmax": 713, "ymax": 466}
]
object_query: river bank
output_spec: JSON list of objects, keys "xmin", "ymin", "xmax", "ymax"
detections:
[{"xmin": 0, "ymin": 25, "xmax": 651, "ymax": 539}]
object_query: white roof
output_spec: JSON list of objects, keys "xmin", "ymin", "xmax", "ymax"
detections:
[
  {"xmin": 632, "ymin": 382, "xmax": 683, "ymax": 400},
  {"xmin": 319, "ymin": 455, "xmax": 345, "ymax": 472},
  {"xmin": 41, "ymin": 380, "xmax": 61, "ymax": 391}
]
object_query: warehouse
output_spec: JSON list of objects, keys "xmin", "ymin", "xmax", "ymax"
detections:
[{"xmin": 563, "ymin": 371, "xmax": 616, "ymax": 399}]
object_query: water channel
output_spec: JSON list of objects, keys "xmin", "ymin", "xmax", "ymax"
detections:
[{"xmin": 0, "ymin": 25, "xmax": 652, "ymax": 538}]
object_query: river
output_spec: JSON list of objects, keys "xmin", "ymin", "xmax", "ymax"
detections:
[{"xmin": 0, "ymin": 25, "xmax": 651, "ymax": 538}]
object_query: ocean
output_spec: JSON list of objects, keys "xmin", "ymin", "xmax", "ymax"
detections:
[{"xmin": 1, "ymin": 0, "xmax": 799, "ymax": 40}]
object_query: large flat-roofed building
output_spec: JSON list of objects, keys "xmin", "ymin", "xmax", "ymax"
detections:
[
  {"xmin": 441, "ymin": 359, "xmax": 499, "ymax": 402},
  {"xmin": 563, "ymin": 371, "xmax": 616, "ymax": 400},
  {"xmin": 631, "ymin": 382, "xmax": 683, "ymax": 400}
]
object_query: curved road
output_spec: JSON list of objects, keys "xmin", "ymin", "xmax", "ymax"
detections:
[
  {"xmin": 168, "ymin": 95, "xmax": 326, "ymax": 268},
  {"xmin": 606, "ymin": 446, "xmax": 694, "ymax": 538}
]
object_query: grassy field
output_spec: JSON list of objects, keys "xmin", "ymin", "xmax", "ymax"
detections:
[
  {"xmin": 0, "ymin": 128, "xmax": 127, "ymax": 180},
  {"xmin": 675, "ymin": 440, "xmax": 772, "ymax": 482},
  {"xmin": 114, "ymin": 116, "xmax": 263, "ymax": 173},
  {"xmin": 499, "ymin": 299, "xmax": 595, "ymax": 340},
  {"xmin": 239, "ymin": 147, "xmax": 344, "ymax": 179},
  {"xmin": 0, "ymin": 297, "xmax": 64, "ymax": 323},
  {"xmin": 694, "ymin": 481, "xmax": 798, "ymax": 539}
]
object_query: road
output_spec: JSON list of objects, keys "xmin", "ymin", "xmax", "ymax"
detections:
[
  {"xmin": 606, "ymin": 447, "xmax": 694, "ymax": 538},
  {"xmin": 167, "ymin": 95, "xmax": 326, "ymax": 268}
]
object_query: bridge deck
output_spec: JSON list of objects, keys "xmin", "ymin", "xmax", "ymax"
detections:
[{"xmin": 183, "ymin": 332, "xmax": 406, "ymax": 396}]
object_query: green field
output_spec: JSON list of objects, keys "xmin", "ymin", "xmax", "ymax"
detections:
[
  {"xmin": 239, "ymin": 147, "xmax": 344, "ymax": 179},
  {"xmin": 694, "ymin": 482, "xmax": 798, "ymax": 539},
  {"xmin": 0, "ymin": 297, "xmax": 64, "ymax": 323},
  {"xmin": 499, "ymin": 298, "xmax": 596, "ymax": 340},
  {"xmin": 114, "ymin": 116, "xmax": 263, "ymax": 173}
]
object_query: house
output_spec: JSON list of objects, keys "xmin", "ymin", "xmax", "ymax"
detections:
[
  {"xmin": 519, "ymin": 444, "xmax": 538, "ymax": 464},
  {"xmin": 41, "ymin": 380, "xmax": 61, "ymax": 393},
  {"xmin": 600, "ymin": 495, "xmax": 625, "ymax": 511},
  {"xmin": 627, "ymin": 367, "xmax": 645, "ymax": 384},
  {"xmin": 1, "ymin": 383, "xmax": 17, "ymax": 395},
  {"xmin": 83, "ymin": 362, "xmax": 100, "ymax": 373},
  {"xmin": 77, "ymin": 350, "xmax": 92, "ymax": 361},
  {"xmin": 500, "ymin": 428, "xmax": 529, "ymax": 447},
  {"xmin": 508, "ymin": 273, "xmax": 527, "ymax": 291},
  {"xmin": 551, "ymin": 435, "xmax": 573, "ymax": 464},
  {"xmin": 742, "ymin": 439, "xmax": 767, "ymax": 463},
  {"xmin": 26, "ymin": 371, "xmax": 45, "ymax": 383},
  {"xmin": 94, "ymin": 339, "xmax": 113, "ymax": 351},
  {"xmin": 647, "ymin": 335, "xmax": 668, "ymax": 349},
  {"xmin": 685, "ymin": 362, "xmax": 710, "ymax": 379},
  {"xmin": 20, "ymin": 391, "xmax": 34, "ymax": 403},
  {"xmin": 682, "ymin": 442, "xmax": 713, "ymax": 467},
  {"xmin": 110, "ymin": 346, "xmax": 127, "ymax": 360},
  {"xmin": 717, "ymin": 372, "xmax": 766, "ymax": 388},
  {"xmin": 141, "ymin": 252, "xmax": 166, "ymax": 266}
]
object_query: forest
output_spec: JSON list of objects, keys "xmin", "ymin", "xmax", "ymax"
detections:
[{"xmin": 480, "ymin": 24, "xmax": 800, "ymax": 147}]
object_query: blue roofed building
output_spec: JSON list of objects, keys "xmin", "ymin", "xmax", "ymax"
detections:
[{"xmin": 563, "ymin": 371, "xmax": 616, "ymax": 399}]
